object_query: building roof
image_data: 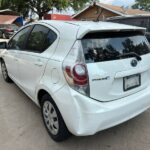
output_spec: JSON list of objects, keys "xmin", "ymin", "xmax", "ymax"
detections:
[
  {"xmin": 73, "ymin": 2, "xmax": 150, "ymax": 18},
  {"xmin": 0, "ymin": 15, "xmax": 19, "ymax": 24},
  {"xmin": 98, "ymin": 3, "xmax": 150, "ymax": 15}
]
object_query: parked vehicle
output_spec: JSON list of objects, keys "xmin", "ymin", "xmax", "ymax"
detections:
[
  {"xmin": 106, "ymin": 15, "xmax": 150, "ymax": 42},
  {"xmin": 0, "ymin": 24, "xmax": 19, "ymax": 39},
  {"xmin": 1, "ymin": 21, "xmax": 150, "ymax": 142}
]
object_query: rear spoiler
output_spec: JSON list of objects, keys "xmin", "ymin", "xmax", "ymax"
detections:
[{"xmin": 77, "ymin": 25, "xmax": 146, "ymax": 39}]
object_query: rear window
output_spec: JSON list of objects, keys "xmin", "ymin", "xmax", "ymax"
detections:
[{"xmin": 82, "ymin": 31, "xmax": 150, "ymax": 63}]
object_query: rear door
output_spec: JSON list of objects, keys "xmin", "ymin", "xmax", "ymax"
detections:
[
  {"xmin": 18, "ymin": 24, "xmax": 57, "ymax": 99},
  {"xmin": 81, "ymin": 31, "xmax": 150, "ymax": 102}
]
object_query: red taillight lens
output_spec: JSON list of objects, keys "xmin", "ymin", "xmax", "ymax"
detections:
[
  {"xmin": 73, "ymin": 64, "xmax": 88, "ymax": 85},
  {"xmin": 65, "ymin": 64, "xmax": 88, "ymax": 85}
]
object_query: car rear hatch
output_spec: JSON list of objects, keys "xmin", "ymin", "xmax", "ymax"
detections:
[{"xmin": 81, "ymin": 30, "xmax": 150, "ymax": 102}]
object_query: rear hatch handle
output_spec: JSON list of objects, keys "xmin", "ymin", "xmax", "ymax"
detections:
[{"xmin": 118, "ymin": 52, "xmax": 142, "ymax": 61}]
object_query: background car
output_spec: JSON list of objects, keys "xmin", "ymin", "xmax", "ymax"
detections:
[
  {"xmin": 0, "ymin": 24, "xmax": 19, "ymax": 39},
  {"xmin": 106, "ymin": 15, "xmax": 150, "ymax": 42}
]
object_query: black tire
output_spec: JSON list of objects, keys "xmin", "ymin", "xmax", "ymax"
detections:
[
  {"xmin": 1, "ymin": 60, "xmax": 12, "ymax": 83},
  {"xmin": 41, "ymin": 94, "xmax": 71, "ymax": 142}
]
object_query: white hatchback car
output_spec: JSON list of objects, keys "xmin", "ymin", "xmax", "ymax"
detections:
[{"xmin": 1, "ymin": 20, "xmax": 150, "ymax": 142}]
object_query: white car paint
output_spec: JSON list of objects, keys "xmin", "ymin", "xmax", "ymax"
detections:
[{"xmin": 1, "ymin": 20, "xmax": 150, "ymax": 137}]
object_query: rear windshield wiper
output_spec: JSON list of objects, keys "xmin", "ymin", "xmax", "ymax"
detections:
[{"xmin": 118, "ymin": 52, "xmax": 142, "ymax": 61}]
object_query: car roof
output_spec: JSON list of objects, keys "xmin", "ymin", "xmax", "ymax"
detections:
[
  {"xmin": 40, "ymin": 20, "xmax": 145, "ymax": 30},
  {"xmin": 37, "ymin": 20, "xmax": 146, "ymax": 39}
]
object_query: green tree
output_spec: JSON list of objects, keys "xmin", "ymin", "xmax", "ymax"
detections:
[
  {"xmin": 27, "ymin": 0, "xmax": 91, "ymax": 19},
  {"xmin": 69, "ymin": 0, "xmax": 90, "ymax": 11},
  {"xmin": 0, "ymin": 0, "xmax": 91, "ymax": 19},
  {"xmin": 0, "ymin": 0, "xmax": 29, "ymax": 17},
  {"xmin": 132, "ymin": 0, "xmax": 150, "ymax": 11}
]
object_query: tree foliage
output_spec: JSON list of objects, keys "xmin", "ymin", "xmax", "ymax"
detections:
[
  {"xmin": 0, "ymin": 0, "xmax": 90, "ymax": 19},
  {"xmin": 0, "ymin": 0, "xmax": 29, "ymax": 17},
  {"xmin": 132, "ymin": 0, "xmax": 150, "ymax": 11}
]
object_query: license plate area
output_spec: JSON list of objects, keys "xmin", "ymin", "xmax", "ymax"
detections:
[{"xmin": 123, "ymin": 74, "xmax": 141, "ymax": 91}]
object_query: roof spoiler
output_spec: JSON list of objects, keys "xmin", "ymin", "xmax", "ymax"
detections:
[{"xmin": 77, "ymin": 28, "xmax": 146, "ymax": 39}]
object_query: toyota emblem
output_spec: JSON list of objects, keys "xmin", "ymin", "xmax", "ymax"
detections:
[{"xmin": 131, "ymin": 59, "xmax": 138, "ymax": 67}]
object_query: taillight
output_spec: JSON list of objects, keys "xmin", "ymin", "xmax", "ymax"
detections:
[
  {"xmin": 73, "ymin": 64, "xmax": 88, "ymax": 85},
  {"xmin": 63, "ymin": 41, "xmax": 90, "ymax": 96}
]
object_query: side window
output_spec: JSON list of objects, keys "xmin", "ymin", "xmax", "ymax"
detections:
[
  {"xmin": 44, "ymin": 29, "xmax": 57, "ymax": 50},
  {"xmin": 26, "ymin": 25, "xmax": 57, "ymax": 53},
  {"xmin": 8, "ymin": 26, "xmax": 33, "ymax": 50}
]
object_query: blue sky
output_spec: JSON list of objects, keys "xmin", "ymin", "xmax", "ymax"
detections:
[{"xmin": 100, "ymin": 0, "xmax": 135, "ymax": 7}]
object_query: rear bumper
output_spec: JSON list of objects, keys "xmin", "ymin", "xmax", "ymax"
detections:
[{"xmin": 53, "ymin": 85, "xmax": 150, "ymax": 136}]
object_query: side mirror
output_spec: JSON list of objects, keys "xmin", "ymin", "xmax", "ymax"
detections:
[{"xmin": 0, "ymin": 42, "xmax": 7, "ymax": 49}]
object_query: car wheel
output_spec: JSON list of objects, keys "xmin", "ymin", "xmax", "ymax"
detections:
[
  {"xmin": 41, "ymin": 94, "xmax": 71, "ymax": 142},
  {"xmin": 1, "ymin": 61, "xmax": 12, "ymax": 82}
]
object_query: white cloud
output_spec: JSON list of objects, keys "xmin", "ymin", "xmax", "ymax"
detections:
[
  {"xmin": 113, "ymin": 0, "xmax": 135, "ymax": 7},
  {"xmin": 99, "ymin": 0, "xmax": 115, "ymax": 4}
]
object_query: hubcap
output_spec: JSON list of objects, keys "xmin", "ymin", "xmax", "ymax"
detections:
[
  {"xmin": 43, "ymin": 101, "xmax": 59, "ymax": 135},
  {"xmin": 1, "ymin": 63, "xmax": 7, "ymax": 79}
]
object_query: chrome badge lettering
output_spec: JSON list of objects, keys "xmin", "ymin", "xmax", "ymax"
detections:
[{"xmin": 92, "ymin": 76, "xmax": 110, "ymax": 81}]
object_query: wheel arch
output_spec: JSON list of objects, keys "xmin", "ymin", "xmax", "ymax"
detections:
[
  {"xmin": 0, "ymin": 57, "xmax": 4, "ymax": 62},
  {"xmin": 37, "ymin": 89, "xmax": 52, "ymax": 106}
]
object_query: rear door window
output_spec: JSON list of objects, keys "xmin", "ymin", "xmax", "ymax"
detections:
[
  {"xmin": 82, "ymin": 31, "xmax": 150, "ymax": 63},
  {"xmin": 26, "ymin": 25, "xmax": 57, "ymax": 53},
  {"xmin": 43, "ymin": 29, "xmax": 57, "ymax": 50}
]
